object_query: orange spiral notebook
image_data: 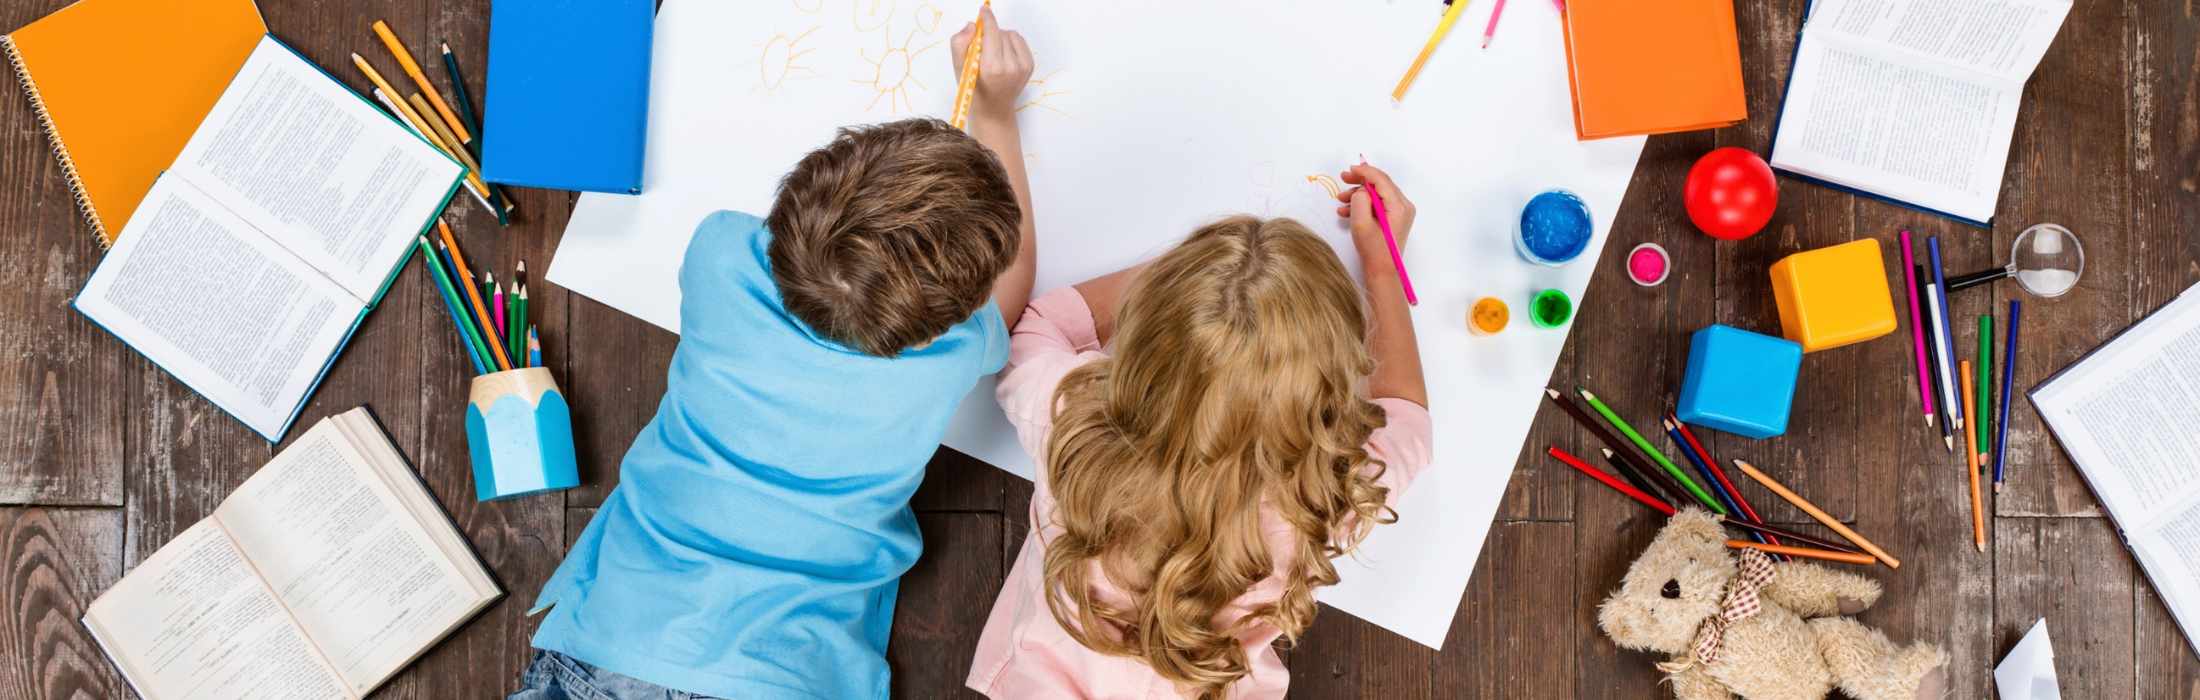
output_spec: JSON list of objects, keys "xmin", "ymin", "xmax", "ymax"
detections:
[
  {"xmin": 2, "ymin": 0, "xmax": 266, "ymax": 246},
  {"xmin": 1559, "ymin": 0, "xmax": 1748, "ymax": 140}
]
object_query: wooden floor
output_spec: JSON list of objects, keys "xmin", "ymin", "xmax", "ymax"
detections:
[{"xmin": 2, "ymin": 0, "xmax": 2196, "ymax": 697}]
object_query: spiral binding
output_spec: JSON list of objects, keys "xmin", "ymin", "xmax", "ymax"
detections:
[{"xmin": 3, "ymin": 35, "xmax": 110, "ymax": 247}]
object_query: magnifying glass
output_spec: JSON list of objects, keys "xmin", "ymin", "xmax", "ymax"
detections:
[{"xmin": 1946, "ymin": 223, "xmax": 2084, "ymax": 297}]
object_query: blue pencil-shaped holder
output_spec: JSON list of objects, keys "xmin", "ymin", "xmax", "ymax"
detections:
[{"xmin": 464, "ymin": 367, "xmax": 579, "ymax": 501}]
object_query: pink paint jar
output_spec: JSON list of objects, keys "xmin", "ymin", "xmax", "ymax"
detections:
[{"xmin": 1627, "ymin": 243, "xmax": 1670, "ymax": 286}]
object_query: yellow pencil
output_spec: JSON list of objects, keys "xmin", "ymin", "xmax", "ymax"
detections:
[
  {"xmin": 372, "ymin": 21, "xmax": 472, "ymax": 143},
  {"xmin": 1731, "ymin": 459, "xmax": 1900, "ymax": 568},
  {"xmin": 1961, "ymin": 362, "xmax": 1986, "ymax": 553},
  {"xmin": 1392, "ymin": 0, "xmax": 1473, "ymax": 100},
  {"xmin": 949, "ymin": 1, "xmax": 989, "ymax": 130},
  {"xmin": 356, "ymin": 55, "xmax": 496, "ymax": 212},
  {"xmin": 410, "ymin": 93, "xmax": 515, "ymax": 216}
]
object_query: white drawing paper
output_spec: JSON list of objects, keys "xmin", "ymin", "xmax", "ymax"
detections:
[{"xmin": 547, "ymin": 0, "xmax": 1647, "ymax": 648}]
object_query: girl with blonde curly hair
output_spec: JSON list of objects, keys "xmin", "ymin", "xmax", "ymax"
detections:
[{"xmin": 966, "ymin": 165, "xmax": 1432, "ymax": 699}]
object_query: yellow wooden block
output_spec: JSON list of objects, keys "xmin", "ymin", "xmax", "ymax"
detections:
[{"xmin": 1769, "ymin": 239, "xmax": 1897, "ymax": 352}]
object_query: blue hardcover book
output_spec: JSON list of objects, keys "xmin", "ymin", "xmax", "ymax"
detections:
[{"xmin": 483, "ymin": 0, "xmax": 655, "ymax": 194}]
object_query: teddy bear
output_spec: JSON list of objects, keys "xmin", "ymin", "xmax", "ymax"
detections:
[{"xmin": 1598, "ymin": 509, "xmax": 1948, "ymax": 700}]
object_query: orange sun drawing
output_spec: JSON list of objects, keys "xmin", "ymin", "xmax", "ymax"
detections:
[
  {"xmin": 1015, "ymin": 62, "xmax": 1073, "ymax": 118},
  {"xmin": 743, "ymin": 26, "xmax": 825, "ymax": 97},
  {"xmin": 1306, "ymin": 174, "xmax": 1342, "ymax": 199},
  {"xmin": 853, "ymin": 26, "xmax": 941, "ymax": 112}
]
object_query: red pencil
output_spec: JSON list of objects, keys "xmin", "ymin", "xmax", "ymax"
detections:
[
  {"xmin": 1548, "ymin": 446, "xmax": 1674, "ymax": 516},
  {"xmin": 1672, "ymin": 417, "xmax": 1778, "ymax": 546}
]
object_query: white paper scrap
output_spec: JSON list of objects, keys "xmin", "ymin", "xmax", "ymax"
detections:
[{"xmin": 1995, "ymin": 619, "xmax": 2060, "ymax": 700}]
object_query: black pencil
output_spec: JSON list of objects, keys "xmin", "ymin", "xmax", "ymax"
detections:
[
  {"xmin": 1545, "ymin": 388, "xmax": 1691, "ymax": 506},
  {"xmin": 1597, "ymin": 448, "xmax": 1670, "ymax": 509},
  {"xmin": 1917, "ymin": 264, "xmax": 1956, "ymax": 452}
]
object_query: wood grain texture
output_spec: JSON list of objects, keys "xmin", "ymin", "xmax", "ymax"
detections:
[
  {"xmin": 1994, "ymin": 516, "xmax": 2134, "ymax": 699},
  {"xmin": 888, "ymin": 512, "xmax": 1002, "ymax": 700},
  {"xmin": 0, "ymin": 509, "xmax": 124, "ymax": 700}
]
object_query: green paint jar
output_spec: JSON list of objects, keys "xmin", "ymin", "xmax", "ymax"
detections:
[{"xmin": 1530, "ymin": 289, "xmax": 1573, "ymax": 328}]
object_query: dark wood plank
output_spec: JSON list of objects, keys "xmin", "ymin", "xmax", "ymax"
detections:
[
  {"xmin": 560, "ymin": 294, "xmax": 676, "ymax": 508},
  {"xmin": 1993, "ymin": 517, "xmax": 2134, "ymax": 699},
  {"xmin": 0, "ymin": 0, "xmax": 134, "ymax": 508},
  {"xmin": 1568, "ymin": 503, "xmax": 1666, "ymax": 699},
  {"xmin": 913, "ymin": 448, "xmax": 1005, "ymax": 513},
  {"xmin": 564, "ymin": 508, "xmax": 595, "ymax": 551},
  {"xmin": 888, "ymin": 512, "xmax": 1002, "ymax": 700},
  {"xmin": 1434, "ymin": 520, "xmax": 1573, "ymax": 697},
  {"xmin": 2136, "ymin": 579, "xmax": 2200, "ymax": 700},
  {"xmin": 1288, "ymin": 602, "xmax": 1435, "ymax": 699},
  {"xmin": 0, "ymin": 508, "xmax": 125, "ymax": 700}
]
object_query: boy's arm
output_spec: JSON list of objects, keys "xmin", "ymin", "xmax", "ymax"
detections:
[
  {"xmin": 952, "ymin": 8, "xmax": 1038, "ymax": 328},
  {"xmin": 1339, "ymin": 164, "xmax": 1427, "ymax": 408}
]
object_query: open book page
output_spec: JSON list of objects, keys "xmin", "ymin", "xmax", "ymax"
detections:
[
  {"xmin": 2127, "ymin": 493, "xmax": 2200, "ymax": 653},
  {"xmin": 2031, "ymin": 287, "xmax": 2200, "ymax": 526},
  {"xmin": 1804, "ymin": 0, "xmax": 2071, "ymax": 82},
  {"xmin": 169, "ymin": 36, "xmax": 462, "ymax": 301},
  {"xmin": 329, "ymin": 409, "xmax": 500, "ymax": 599},
  {"xmin": 1767, "ymin": 30, "xmax": 2021, "ymax": 223},
  {"xmin": 75, "ymin": 176, "xmax": 364, "ymax": 439},
  {"xmin": 81, "ymin": 520, "xmax": 351, "ymax": 700},
  {"xmin": 211, "ymin": 419, "xmax": 490, "ymax": 695}
]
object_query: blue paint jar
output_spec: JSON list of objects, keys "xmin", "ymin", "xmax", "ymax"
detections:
[{"xmin": 1515, "ymin": 189, "xmax": 1594, "ymax": 267}]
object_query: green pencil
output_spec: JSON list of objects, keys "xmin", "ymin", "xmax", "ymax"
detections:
[
  {"xmin": 418, "ymin": 236, "xmax": 494, "ymax": 372},
  {"xmin": 1577, "ymin": 387, "xmax": 1726, "ymax": 514},
  {"xmin": 1977, "ymin": 315, "xmax": 1992, "ymax": 461}
]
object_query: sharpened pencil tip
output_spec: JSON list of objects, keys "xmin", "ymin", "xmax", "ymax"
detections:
[
  {"xmin": 1944, "ymin": 436, "xmax": 1955, "ymax": 451},
  {"xmin": 1545, "ymin": 388, "xmax": 1560, "ymax": 398},
  {"xmin": 1977, "ymin": 541, "xmax": 1985, "ymax": 552},
  {"xmin": 1995, "ymin": 481, "xmax": 2003, "ymax": 493},
  {"xmin": 1601, "ymin": 448, "xmax": 1615, "ymax": 457},
  {"xmin": 1926, "ymin": 414, "xmax": 1935, "ymax": 427}
]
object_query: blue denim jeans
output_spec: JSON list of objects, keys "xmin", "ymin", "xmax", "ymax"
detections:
[{"xmin": 508, "ymin": 649, "xmax": 721, "ymax": 700}]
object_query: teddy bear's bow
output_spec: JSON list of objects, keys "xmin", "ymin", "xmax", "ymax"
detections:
[{"xmin": 1659, "ymin": 548, "xmax": 1776, "ymax": 673}]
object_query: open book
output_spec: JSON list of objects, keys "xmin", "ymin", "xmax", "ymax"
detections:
[
  {"xmin": 1768, "ymin": 0, "xmax": 2071, "ymax": 227},
  {"xmin": 74, "ymin": 35, "xmax": 464, "ymax": 440},
  {"xmin": 83, "ymin": 407, "xmax": 499, "ymax": 700},
  {"xmin": 2030, "ymin": 282, "xmax": 2200, "ymax": 657}
]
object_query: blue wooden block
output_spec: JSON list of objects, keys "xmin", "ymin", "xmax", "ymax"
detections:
[
  {"xmin": 1677, "ymin": 325, "xmax": 1803, "ymax": 439},
  {"xmin": 464, "ymin": 368, "xmax": 580, "ymax": 501}
]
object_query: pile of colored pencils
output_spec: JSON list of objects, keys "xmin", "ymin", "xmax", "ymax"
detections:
[
  {"xmin": 353, "ymin": 21, "xmax": 511, "ymax": 225},
  {"xmin": 419, "ymin": 218, "xmax": 540, "ymax": 375},
  {"xmin": 1543, "ymin": 386, "xmax": 1899, "ymax": 567},
  {"xmin": 1898, "ymin": 231, "xmax": 2023, "ymax": 553}
]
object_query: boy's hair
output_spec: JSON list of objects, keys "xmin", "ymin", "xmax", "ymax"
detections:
[{"xmin": 766, "ymin": 118, "xmax": 1021, "ymax": 357}]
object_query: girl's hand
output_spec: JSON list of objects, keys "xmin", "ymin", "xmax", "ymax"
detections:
[
  {"xmin": 1336, "ymin": 163, "xmax": 1416, "ymax": 270},
  {"xmin": 951, "ymin": 7, "xmax": 1035, "ymax": 125}
]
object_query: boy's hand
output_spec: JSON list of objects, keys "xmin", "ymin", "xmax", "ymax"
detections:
[
  {"xmin": 1336, "ymin": 164, "xmax": 1416, "ymax": 271},
  {"xmin": 951, "ymin": 6, "xmax": 1035, "ymax": 125}
]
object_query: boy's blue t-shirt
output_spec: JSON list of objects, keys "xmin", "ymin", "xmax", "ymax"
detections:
[{"xmin": 529, "ymin": 211, "xmax": 1009, "ymax": 700}]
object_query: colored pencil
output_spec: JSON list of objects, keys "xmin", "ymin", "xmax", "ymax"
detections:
[
  {"xmin": 491, "ymin": 272, "xmax": 506, "ymax": 338},
  {"xmin": 1977, "ymin": 315, "xmax": 1992, "ymax": 462},
  {"xmin": 1601, "ymin": 448, "xmax": 1683, "ymax": 509},
  {"xmin": 1726, "ymin": 540, "xmax": 1876, "ymax": 566},
  {"xmin": 1928, "ymin": 237, "xmax": 1963, "ymax": 430},
  {"xmin": 1663, "ymin": 418, "xmax": 1741, "ymax": 517},
  {"xmin": 1900, "ymin": 232, "xmax": 1935, "ymax": 427},
  {"xmin": 357, "ymin": 55, "xmax": 499, "ymax": 222},
  {"xmin": 439, "ymin": 41, "xmax": 482, "ymax": 154},
  {"xmin": 506, "ymin": 282, "xmax": 521, "ymax": 363},
  {"xmin": 1358, "ymin": 156, "xmax": 1418, "ymax": 306},
  {"xmin": 1549, "ymin": 447, "xmax": 1674, "ymax": 516},
  {"xmin": 1720, "ymin": 517, "xmax": 1866, "ymax": 556},
  {"xmin": 405, "ymin": 91, "xmax": 510, "ymax": 225},
  {"xmin": 515, "ymin": 283, "xmax": 529, "ymax": 364},
  {"xmin": 948, "ymin": 1, "xmax": 988, "ymax": 130},
  {"xmin": 1549, "ymin": 0, "xmax": 1565, "ymax": 10},
  {"xmin": 528, "ymin": 326, "xmax": 542, "ymax": 368},
  {"xmin": 372, "ymin": 21, "xmax": 471, "ymax": 143},
  {"xmin": 1596, "ymin": 448, "xmax": 1670, "ymax": 509},
  {"xmin": 372, "ymin": 88, "xmax": 495, "ymax": 217},
  {"xmin": 418, "ymin": 236, "xmax": 489, "ymax": 374},
  {"xmin": 1731, "ymin": 459, "xmax": 1898, "ymax": 568},
  {"xmin": 1925, "ymin": 281, "xmax": 1959, "ymax": 450},
  {"xmin": 1546, "ymin": 388, "xmax": 1691, "ymax": 503},
  {"xmin": 1961, "ymin": 362, "xmax": 1986, "ymax": 552},
  {"xmin": 1577, "ymin": 388, "xmax": 1725, "ymax": 514},
  {"xmin": 1392, "ymin": 0, "xmax": 1473, "ymax": 100},
  {"xmin": 1673, "ymin": 419, "xmax": 1780, "ymax": 547},
  {"xmin": 431, "ymin": 237, "xmax": 500, "ymax": 368},
  {"xmin": 438, "ymin": 220, "xmax": 515, "ymax": 371},
  {"xmin": 1995, "ymin": 301, "xmax": 2021, "ymax": 491},
  {"xmin": 1480, "ymin": 0, "xmax": 1507, "ymax": 48}
]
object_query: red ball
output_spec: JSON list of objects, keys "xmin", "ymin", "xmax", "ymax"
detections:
[{"xmin": 1683, "ymin": 147, "xmax": 1779, "ymax": 240}]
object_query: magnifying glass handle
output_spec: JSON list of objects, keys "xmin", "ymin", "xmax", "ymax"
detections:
[{"xmin": 1947, "ymin": 266, "xmax": 2011, "ymax": 292}]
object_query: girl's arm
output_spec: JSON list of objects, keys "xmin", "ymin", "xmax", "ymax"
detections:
[
  {"xmin": 1070, "ymin": 264, "xmax": 1146, "ymax": 345},
  {"xmin": 1337, "ymin": 164, "xmax": 1428, "ymax": 408}
]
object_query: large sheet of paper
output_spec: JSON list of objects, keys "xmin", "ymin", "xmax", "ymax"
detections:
[{"xmin": 548, "ymin": 0, "xmax": 1645, "ymax": 648}]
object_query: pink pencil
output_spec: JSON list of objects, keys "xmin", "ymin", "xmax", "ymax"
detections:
[
  {"xmin": 1481, "ymin": 0, "xmax": 1509, "ymax": 48},
  {"xmin": 1359, "ymin": 156, "xmax": 1418, "ymax": 306},
  {"xmin": 1549, "ymin": 0, "xmax": 1566, "ymax": 11},
  {"xmin": 490, "ymin": 272, "xmax": 507, "ymax": 338},
  {"xmin": 1900, "ymin": 231, "xmax": 1934, "ymax": 426}
]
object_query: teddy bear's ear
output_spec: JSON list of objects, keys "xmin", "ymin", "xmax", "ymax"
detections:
[{"xmin": 1664, "ymin": 507, "xmax": 1726, "ymax": 544}]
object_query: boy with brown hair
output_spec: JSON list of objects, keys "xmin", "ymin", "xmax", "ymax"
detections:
[{"xmin": 512, "ymin": 11, "xmax": 1036, "ymax": 700}]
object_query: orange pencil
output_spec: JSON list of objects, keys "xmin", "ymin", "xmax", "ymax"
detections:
[
  {"xmin": 438, "ymin": 219, "xmax": 514, "ymax": 371},
  {"xmin": 948, "ymin": 1, "xmax": 989, "ymax": 130},
  {"xmin": 1726, "ymin": 540, "xmax": 1875, "ymax": 566},
  {"xmin": 373, "ymin": 21, "xmax": 471, "ymax": 143},
  {"xmin": 1731, "ymin": 459, "xmax": 1898, "ymax": 568},
  {"xmin": 1961, "ymin": 362, "xmax": 1986, "ymax": 553}
]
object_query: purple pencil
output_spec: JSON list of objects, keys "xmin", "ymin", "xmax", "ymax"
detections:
[{"xmin": 1900, "ymin": 231, "xmax": 1934, "ymax": 427}]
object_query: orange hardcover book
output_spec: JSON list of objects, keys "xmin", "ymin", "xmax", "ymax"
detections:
[
  {"xmin": 1560, "ymin": 0, "xmax": 1747, "ymax": 140},
  {"xmin": 3, "ymin": 0, "xmax": 266, "ymax": 245}
]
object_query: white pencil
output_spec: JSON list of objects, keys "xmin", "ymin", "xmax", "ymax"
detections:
[{"xmin": 1925, "ymin": 282, "xmax": 1960, "ymax": 452}]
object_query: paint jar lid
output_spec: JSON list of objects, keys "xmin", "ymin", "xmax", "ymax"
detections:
[
  {"xmin": 1530, "ymin": 289, "xmax": 1573, "ymax": 328},
  {"xmin": 1627, "ymin": 243, "xmax": 1670, "ymax": 286},
  {"xmin": 1470, "ymin": 297, "xmax": 1509, "ymax": 335}
]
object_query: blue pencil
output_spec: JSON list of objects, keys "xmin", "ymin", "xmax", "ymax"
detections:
[
  {"xmin": 418, "ymin": 237, "xmax": 489, "ymax": 375},
  {"xmin": 1663, "ymin": 420, "xmax": 1744, "ymax": 518},
  {"xmin": 528, "ymin": 326, "xmax": 542, "ymax": 368},
  {"xmin": 1928, "ymin": 237, "xmax": 1964, "ymax": 430},
  {"xmin": 1994, "ymin": 300, "xmax": 2021, "ymax": 491}
]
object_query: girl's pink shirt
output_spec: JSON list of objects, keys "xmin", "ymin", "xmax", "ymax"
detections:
[{"xmin": 965, "ymin": 287, "xmax": 1434, "ymax": 700}]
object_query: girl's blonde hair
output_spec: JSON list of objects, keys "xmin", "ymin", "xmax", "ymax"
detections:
[{"xmin": 1041, "ymin": 216, "xmax": 1395, "ymax": 699}]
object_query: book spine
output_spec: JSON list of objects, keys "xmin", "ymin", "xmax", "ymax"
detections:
[{"xmin": 1, "ymin": 35, "xmax": 111, "ymax": 246}]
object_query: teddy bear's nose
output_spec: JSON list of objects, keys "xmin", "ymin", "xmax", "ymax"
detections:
[{"xmin": 1660, "ymin": 579, "xmax": 1681, "ymax": 599}]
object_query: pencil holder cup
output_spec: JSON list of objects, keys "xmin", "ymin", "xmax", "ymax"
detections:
[{"xmin": 464, "ymin": 367, "xmax": 579, "ymax": 501}]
